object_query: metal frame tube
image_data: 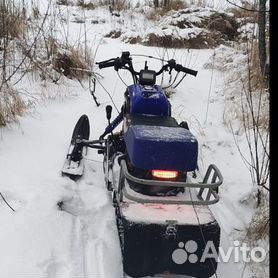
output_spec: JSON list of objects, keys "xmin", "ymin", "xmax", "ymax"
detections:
[{"xmin": 120, "ymin": 160, "xmax": 223, "ymax": 205}]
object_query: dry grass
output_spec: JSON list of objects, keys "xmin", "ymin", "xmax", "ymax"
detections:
[
  {"xmin": 240, "ymin": 197, "xmax": 269, "ymax": 278},
  {"xmin": 13, "ymin": 35, "xmax": 92, "ymax": 86},
  {"xmin": 0, "ymin": 2, "xmax": 29, "ymax": 126},
  {"xmin": 145, "ymin": 10, "xmax": 159, "ymax": 21},
  {"xmin": 32, "ymin": 6, "xmax": 40, "ymax": 19},
  {"xmin": 20, "ymin": 34, "xmax": 91, "ymax": 80},
  {"xmin": 76, "ymin": 0, "xmax": 127, "ymax": 11},
  {"xmin": 124, "ymin": 35, "xmax": 141, "ymax": 44},
  {"xmin": 114, "ymin": 0, "xmax": 127, "ymax": 11},
  {"xmin": 0, "ymin": 4, "xmax": 27, "ymax": 39},
  {"xmin": 77, "ymin": 0, "xmax": 95, "ymax": 10},
  {"xmin": 142, "ymin": 32, "xmax": 218, "ymax": 49},
  {"xmin": 249, "ymin": 41, "xmax": 269, "ymax": 90},
  {"xmin": 107, "ymin": 29, "xmax": 223, "ymax": 49},
  {"xmin": 0, "ymin": 86, "xmax": 27, "ymax": 126},
  {"xmin": 53, "ymin": 46, "xmax": 91, "ymax": 79},
  {"xmin": 227, "ymin": 6, "xmax": 258, "ymax": 23},
  {"xmin": 145, "ymin": 9, "xmax": 239, "ymax": 47},
  {"xmin": 147, "ymin": 0, "xmax": 188, "ymax": 20},
  {"xmin": 105, "ymin": 30, "xmax": 122, "ymax": 39},
  {"xmin": 56, "ymin": 0, "xmax": 71, "ymax": 5},
  {"xmin": 234, "ymin": 42, "xmax": 269, "ymax": 131},
  {"xmin": 207, "ymin": 13, "xmax": 239, "ymax": 40},
  {"xmin": 246, "ymin": 205, "xmax": 269, "ymax": 241},
  {"xmin": 167, "ymin": 0, "xmax": 188, "ymax": 11},
  {"xmin": 0, "ymin": 1, "xmax": 94, "ymax": 126}
]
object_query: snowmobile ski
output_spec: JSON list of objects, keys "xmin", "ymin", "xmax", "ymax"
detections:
[{"xmin": 62, "ymin": 114, "xmax": 90, "ymax": 178}]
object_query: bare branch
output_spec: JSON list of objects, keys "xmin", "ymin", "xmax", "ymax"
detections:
[
  {"xmin": 224, "ymin": 0, "xmax": 269, "ymax": 12},
  {"xmin": 5, "ymin": 0, "xmax": 53, "ymax": 84},
  {"xmin": 0, "ymin": 192, "xmax": 15, "ymax": 212}
]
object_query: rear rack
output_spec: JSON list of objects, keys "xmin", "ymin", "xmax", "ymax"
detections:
[{"xmin": 119, "ymin": 160, "xmax": 223, "ymax": 205}]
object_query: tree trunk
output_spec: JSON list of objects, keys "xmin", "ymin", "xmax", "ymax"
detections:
[
  {"xmin": 154, "ymin": 0, "xmax": 159, "ymax": 8},
  {"xmin": 258, "ymin": 0, "xmax": 267, "ymax": 77},
  {"xmin": 163, "ymin": 0, "xmax": 170, "ymax": 7}
]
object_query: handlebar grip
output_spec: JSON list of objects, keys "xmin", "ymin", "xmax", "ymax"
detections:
[
  {"xmin": 98, "ymin": 60, "xmax": 116, "ymax": 69},
  {"xmin": 174, "ymin": 64, "xmax": 198, "ymax": 76},
  {"xmin": 183, "ymin": 67, "xmax": 198, "ymax": 76}
]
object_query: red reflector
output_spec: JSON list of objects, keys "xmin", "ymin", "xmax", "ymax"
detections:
[{"xmin": 152, "ymin": 170, "xmax": 178, "ymax": 179}]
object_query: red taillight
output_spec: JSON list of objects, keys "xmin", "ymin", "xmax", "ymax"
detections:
[{"xmin": 151, "ymin": 170, "xmax": 178, "ymax": 179}]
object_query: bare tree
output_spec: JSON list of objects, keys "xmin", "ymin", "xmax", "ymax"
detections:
[
  {"xmin": 224, "ymin": 0, "xmax": 269, "ymax": 78},
  {"xmin": 258, "ymin": 0, "xmax": 267, "ymax": 77},
  {"xmin": 230, "ymin": 38, "xmax": 269, "ymax": 206}
]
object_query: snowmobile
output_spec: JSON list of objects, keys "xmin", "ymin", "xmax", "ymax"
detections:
[{"xmin": 62, "ymin": 51, "xmax": 223, "ymax": 278}]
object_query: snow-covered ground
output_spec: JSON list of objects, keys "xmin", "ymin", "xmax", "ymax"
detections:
[{"xmin": 0, "ymin": 2, "xmax": 267, "ymax": 278}]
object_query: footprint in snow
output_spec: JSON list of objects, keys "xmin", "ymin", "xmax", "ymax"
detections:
[{"xmin": 38, "ymin": 254, "xmax": 70, "ymax": 278}]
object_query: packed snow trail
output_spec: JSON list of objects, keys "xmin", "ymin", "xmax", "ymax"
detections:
[
  {"xmin": 59, "ymin": 171, "xmax": 123, "ymax": 278},
  {"xmin": 0, "ymin": 40, "xmax": 253, "ymax": 277}
]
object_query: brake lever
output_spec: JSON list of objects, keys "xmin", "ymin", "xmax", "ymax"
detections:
[
  {"xmin": 167, "ymin": 59, "xmax": 176, "ymax": 75},
  {"xmin": 114, "ymin": 57, "xmax": 122, "ymax": 71}
]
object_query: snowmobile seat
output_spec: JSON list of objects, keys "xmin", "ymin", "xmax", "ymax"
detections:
[
  {"xmin": 126, "ymin": 114, "xmax": 179, "ymax": 128},
  {"xmin": 124, "ymin": 123, "xmax": 198, "ymax": 172}
]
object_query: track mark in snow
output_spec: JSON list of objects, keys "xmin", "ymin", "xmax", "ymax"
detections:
[
  {"xmin": 69, "ymin": 217, "xmax": 86, "ymax": 278},
  {"xmin": 210, "ymin": 199, "xmax": 246, "ymax": 234},
  {"xmin": 216, "ymin": 229, "xmax": 243, "ymax": 278},
  {"xmin": 209, "ymin": 197, "xmax": 248, "ymax": 277},
  {"xmin": 59, "ymin": 163, "xmax": 123, "ymax": 278},
  {"xmin": 38, "ymin": 253, "xmax": 70, "ymax": 278},
  {"xmin": 85, "ymin": 239, "xmax": 107, "ymax": 277}
]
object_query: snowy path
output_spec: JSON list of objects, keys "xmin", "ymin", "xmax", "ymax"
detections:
[
  {"xmin": 0, "ymin": 39, "xmax": 254, "ymax": 277},
  {"xmin": 60, "ymin": 172, "xmax": 122, "ymax": 278},
  {"xmin": 0, "ymin": 79, "xmax": 122, "ymax": 277}
]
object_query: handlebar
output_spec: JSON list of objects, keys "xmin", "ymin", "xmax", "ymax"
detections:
[
  {"xmin": 97, "ymin": 51, "xmax": 133, "ymax": 70},
  {"xmin": 96, "ymin": 52, "xmax": 198, "ymax": 77},
  {"xmin": 173, "ymin": 64, "xmax": 198, "ymax": 76},
  {"xmin": 98, "ymin": 59, "xmax": 117, "ymax": 69}
]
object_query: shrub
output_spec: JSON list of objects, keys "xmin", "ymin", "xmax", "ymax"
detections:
[
  {"xmin": 53, "ymin": 46, "xmax": 91, "ymax": 79},
  {"xmin": 207, "ymin": 13, "xmax": 239, "ymax": 40},
  {"xmin": 0, "ymin": 2, "xmax": 27, "ymax": 39},
  {"xmin": 77, "ymin": 0, "xmax": 95, "ymax": 9},
  {"xmin": 147, "ymin": 0, "xmax": 188, "ymax": 19},
  {"xmin": 0, "ymin": 86, "xmax": 27, "ymax": 126},
  {"xmin": 167, "ymin": 0, "xmax": 188, "ymax": 11},
  {"xmin": 227, "ymin": 5, "xmax": 258, "ymax": 23},
  {"xmin": 143, "ymin": 32, "xmax": 217, "ymax": 49},
  {"xmin": 56, "ymin": 0, "xmax": 70, "ymax": 5}
]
